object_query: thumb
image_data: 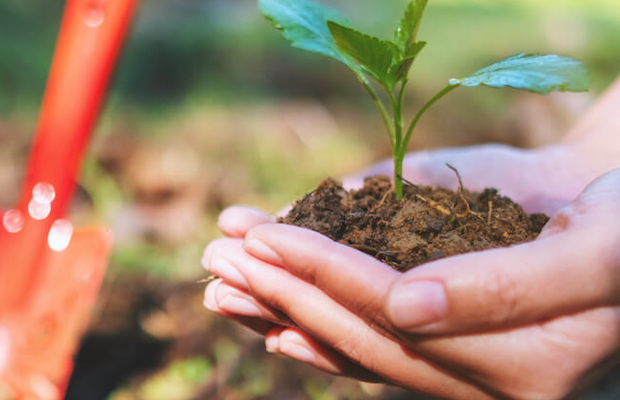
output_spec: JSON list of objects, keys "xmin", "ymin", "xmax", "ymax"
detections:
[
  {"xmin": 385, "ymin": 169, "xmax": 620, "ymax": 334},
  {"xmin": 217, "ymin": 206, "xmax": 274, "ymax": 238}
]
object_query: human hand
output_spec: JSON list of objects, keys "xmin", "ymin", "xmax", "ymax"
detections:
[
  {"xmin": 203, "ymin": 169, "xmax": 620, "ymax": 400},
  {"xmin": 204, "ymin": 209, "xmax": 497, "ymax": 399},
  {"xmin": 344, "ymin": 143, "xmax": 591, "ymax": 216}
]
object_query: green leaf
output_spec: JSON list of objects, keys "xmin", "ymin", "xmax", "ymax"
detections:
[
  {"xmin": 258, "ymin": 0, "xmax": 359, "ymax": 72},
  {"xmin": 328, "ymin": 21, "xmax": 398, "ymax": 88},
  {"xmin": 394, "ymin": 0, "xmax": 428, "ymax": 53},
  {"xmin": 450, "ymin": 53, "xmax": 590, "ymax": 95}
]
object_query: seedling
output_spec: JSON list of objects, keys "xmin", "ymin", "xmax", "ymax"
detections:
[{"xmin": 259, "ymin": 0, "xmax": 589, "ymax": 198}]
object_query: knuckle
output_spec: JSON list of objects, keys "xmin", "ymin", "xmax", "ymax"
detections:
[
  {"xmin": 297, "ymin": 239, "xmax": 341, "ymax": 286},
  {"xmin": 295, "ymin": 260, "xmax": 319, "ymax": 286},
  {"xmin": 260, "ymin": 288, "xmax": 296, "ymax": 317},
  {"xmin": 479, "ymin": 269, "xmax": 521, "ymax": 325},
  {"xmin": 202, "ymin": 238, "xmax": 231, "ymax": 264},
  {"xmin": 331, "ymin": 326, "xmax": 378, "ymax": 371}
]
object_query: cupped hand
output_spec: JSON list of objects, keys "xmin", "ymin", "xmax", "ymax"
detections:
[
  {"xmin": 203, "ymin": 170, "xmax": 620, "ymax": 400},
  {"xmin": 345, "ymin": 143, "xmax": 592, "ymax": 216}
]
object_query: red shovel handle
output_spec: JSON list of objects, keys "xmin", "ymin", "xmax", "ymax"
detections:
[
  {"xmin": 0, "ymin": 0, "xmax": 139, "ymax": 398},
  {"xmin": 23, "ymin": 0, "xmax": 139, "ymax": 217},
  {"xmin": 0, "ymin": 0, "xmax": 139, "ymax": 313}
]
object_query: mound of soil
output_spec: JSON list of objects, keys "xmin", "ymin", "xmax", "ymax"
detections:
[{"xmin": 280, "ymin": 176, "xmax": 548, "ymax": 271}]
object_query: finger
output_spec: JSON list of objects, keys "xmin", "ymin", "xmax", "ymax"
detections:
[
  {"xmin": 203, "ymin": 280, "xmax": 371, "ymax": 380},
  {"xmin": 407, "ymin": 306, "xmax": 620, "ymax": 400},
  {"xmin": 204, "ymin": 279, "xmax": 277, "ymax": 336},
  {"xmin": 212, "ymin": 244, "xmax": 496, "ymax": 400},
  {"xmin": 217, "ymin": 206, "xmax": 274, "ymax": 238},
  {"xmin": 202, "ymin": 237, "xmax": 238, "ymax": 270},
  {"xmin": 243, "ymin": 223, "xmax": 400, "ymax": 334},
  {"xmin": 202, "ymin": 238, "xmax": 251, "ymax": 289},
  {"xmin": 205, "ymin": 278, "xmax": 384, "ymax": 383},
  {"xmin": 385, "ymin": 170, "xmax": 620, "ymax": 334},
  {"xmin": 206, "ymin": 279, "xmax": 291, "ymax": 326},
  {"xmin": 265, "ymin": 326, "xmax": 382, "ymax": 382}
]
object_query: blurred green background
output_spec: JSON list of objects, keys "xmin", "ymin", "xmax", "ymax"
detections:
[{"xmin": 1, "ymin": 0, "xmax": 619, "ymax": 399}]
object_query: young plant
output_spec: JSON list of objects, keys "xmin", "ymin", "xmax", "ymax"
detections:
[{"xmin": 259, "ymin": 0, "xmax": 590, "ymax": 199}]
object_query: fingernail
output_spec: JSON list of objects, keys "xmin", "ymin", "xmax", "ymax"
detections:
[
  {"xmin": 218, "ymin": 295, "xmax": 262, "ymax": 317},
  {"xmin": 210, "ymin": 258, "xmax": 249, "ymax": 289},
  {"xmin": 201, "ymin": 248, "xmax": 213, "ymax": 270},
  {"xmin": 244, "ymin": 238, "xmax": 282, "ymax": 265},
  {"xmin": 280, "ymin": 341, "xmax": 316, "ymax": 364},
  {"xmin": 388, "ymin": 280, "xmax": 448, "ymax": 330},
  {"xmin": 201, "ymin": 240, "xmax": 222, "ymax": 270},
  {"xmin": 203, "ymin": 279, "xmax": 223, "ymax": 312},
  {"xmin": 265, "ymin": 335, "xmax": 279, "ymax": 353}
]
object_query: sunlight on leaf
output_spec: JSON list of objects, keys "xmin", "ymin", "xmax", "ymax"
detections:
[
  {"xmin": 394, "ymin": 0, "xmax": 428, "ymax": 53},
  {"xmin": 328, "ymin": 21, "xmax": 398, "ymax": 88},
  {"xmin": 450, "ymin": 53, "xmax": 590, "ymax": 94},
  {"xmin": 258, "ymin": 0, "xmax": 360, "ymax": 72}
]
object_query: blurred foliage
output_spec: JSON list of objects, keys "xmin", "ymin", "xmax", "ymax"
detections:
[
  {"xmin": 110, "ymin": 357, "xmax": 212, "ymax": 400},
  {"xmin": 1, "ymin": 1, "xmax": 619, "ymax": 399},
  {"xmin": 1, "ymin": 0, "xmax": 619, "ymax": 117}
]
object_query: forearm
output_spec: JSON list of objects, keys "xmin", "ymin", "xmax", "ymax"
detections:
[{"xmin": 563, "ymin": 76, "xmax": 620, "ymax": 180}]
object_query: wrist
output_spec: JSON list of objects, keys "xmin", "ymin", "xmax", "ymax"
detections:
[
  {"xmin": 563, "ymin": 138, "xmax": 620, "ymax": 183},
  {"xmin": 520, "ymin": 144, "xmax": 593, "ymax": 213},
  {"xmin": 560, "ymin": 77, "xmax": 620, "ymax": 180}
]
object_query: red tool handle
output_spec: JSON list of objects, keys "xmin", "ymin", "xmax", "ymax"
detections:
[
  {"xmin": 0, "ymin": 0, "xmax": 139, "ymax": 397},
  {"xmin": 0, "ymin": 0, "xmax": 138, "ymax": 312},
  {"xmin": 24, "ymin": 0, "xmax": 139, "ymax": 216}
]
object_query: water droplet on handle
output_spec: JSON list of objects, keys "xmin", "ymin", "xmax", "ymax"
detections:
[
  {"xmin": 83, "ymin": 3, "xmax": 105, "ymax": 28},
  {"xmin": 28, "ymin": 199, "xmax": 52, "ymax": 220},
  {"xmin": 33, "ymin": 182, "xmax": 56, "ymax": 204},
  {"xmin": 3, "ymin": 209, "xmax": 25, "ymax": 233},
  {"xmin": 48, "ymin": 219, "xmax": 74, "ymax": 252},
  {"xmin": 30, "ymin": 374, "xmax": 60, "ymax": 400}
]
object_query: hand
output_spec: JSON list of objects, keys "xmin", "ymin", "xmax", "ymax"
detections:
[
  {"xmin": 344, "ymin": 143, "xmax": 591, "ymax": 216},
  {"xmin": 203, "ymin": 169, "xmax": 620, "ymax": 400}
]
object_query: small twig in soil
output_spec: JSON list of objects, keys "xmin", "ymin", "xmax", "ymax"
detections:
[
  {"xmin": 397, "ymin": 174, "xmax": 421, "ymax": 192},
  {"xmin": 350, "ymin": 243, "xmax": 398, "ymax": 258},
  {"xmin": 446, "ymin": 164, "xmax": 484, "ymax": 221},
  {"xmin": 415, "ymin": 194, "xmax": 452, "ymax": 217},
  {"xmin": 488, "ymin": 200, "xmax": 493, "ymax": 225},
  {"xmin": 369, "ymin": 190, "xmax": 392, "ymax": 213},
  {"xmin": 197, "ymin": 275, "xmax": 218, "ymax": 285}
]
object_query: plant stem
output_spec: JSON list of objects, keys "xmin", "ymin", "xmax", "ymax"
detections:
[
  {"xmin": 394, "ymin": 153, "xmax": 404, "ymax": 198},
  {"xmin": 394, "ymin": 84, "xmax": 458, "ymax": 199},
  {"xmin": 356, "ymin": 73, "xmax": 395, "ymax": 150},
  {"xmin": 388, "ymin": 91, "xmax": 399, "ymax": 148},
  {"xmin": 393, "ymin": 81, "xmax": 407, "ymax": 198}
]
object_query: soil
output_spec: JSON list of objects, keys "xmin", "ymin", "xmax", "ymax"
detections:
[{"xmin": 280, "ymin": 175, "xmax": 549, "ymax": 271}]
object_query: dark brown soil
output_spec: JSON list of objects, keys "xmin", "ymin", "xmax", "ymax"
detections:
[{"xmin": 280, "ymin": 176, "xmax": 549, "ymax": 271}]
